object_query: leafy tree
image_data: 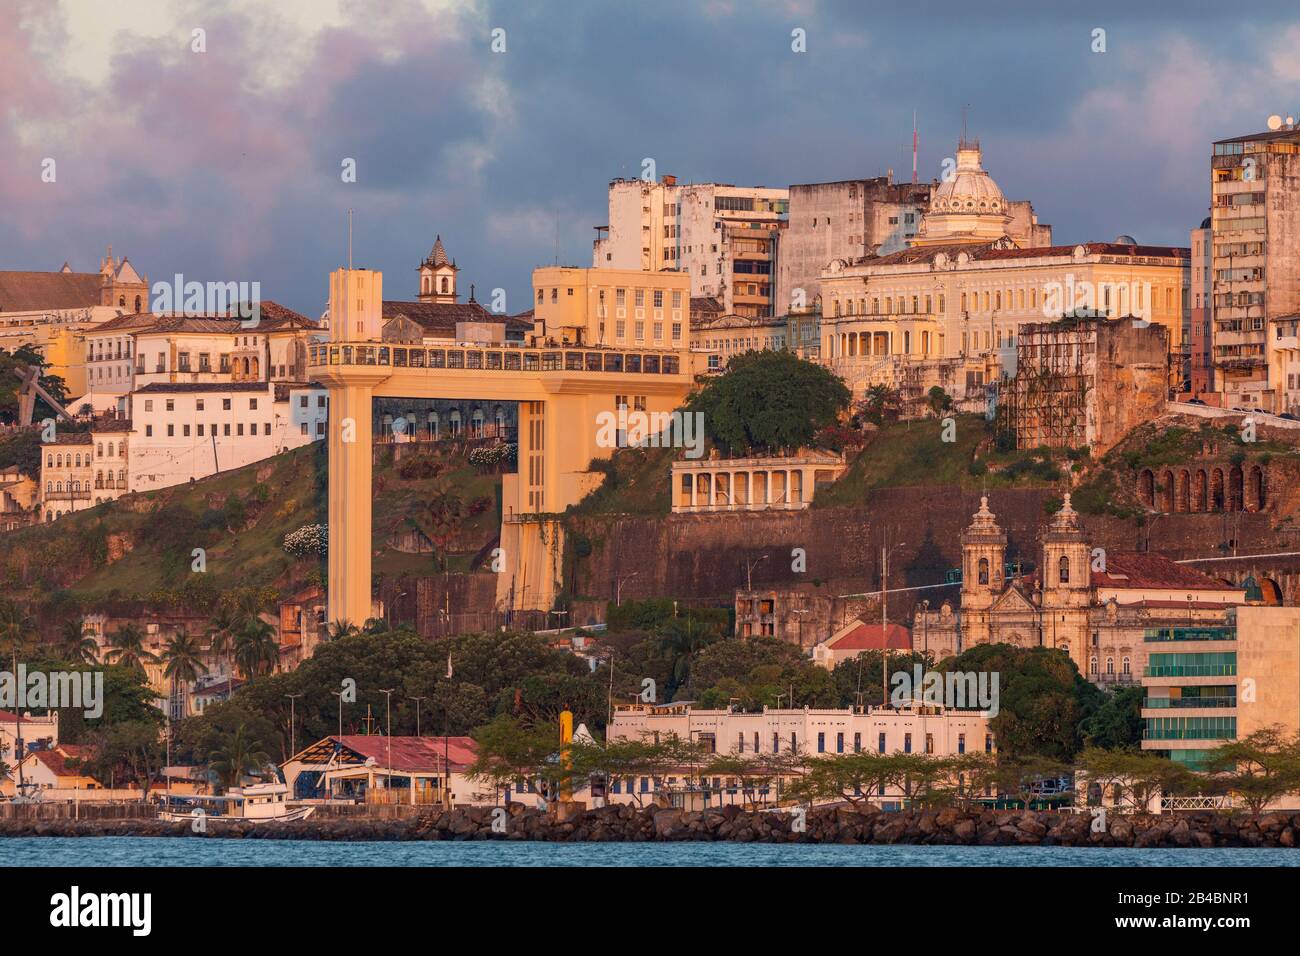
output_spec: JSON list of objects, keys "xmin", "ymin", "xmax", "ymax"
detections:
[
  {"xmin": 940, "ymin": 644, "xmax": 1092, "ymax": 760},
  {"xmin": 1075, "ymin": 746, "xmax": 1195, "ymax": 812},
  {"xmin": 82, "ymin": 720, "xmax": 165, "ymax": 792},
  {"xmin": 689, "ymin": 351, "xmax": 851, "ymax": 456},
  {"xmin": 1205, "ymin": 726, "xmax": 1300, "ymax": 816},
  {"xmin": 1078, "ymin": 684, "xmax": 1144, "ymax": 750}
]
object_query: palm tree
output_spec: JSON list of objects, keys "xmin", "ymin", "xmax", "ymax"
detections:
[
  {"xmin": 327, "ymin": 619, "xmax": 359, "ymax": 642},
  {"xmin": 0, "ymin": 599, "xmax": 35, "ymax": 664},
  {"xmin": 104, "ymin": 622, "xmax": 159, "ymax": 674},
  {"xmin": 234, "ymin": 617, "xmax": 279, "ymax": 680},
  {"xmin": 161, "ymin": 630, "xmax": 209, "ymax": 720},
  {"xmin": 206, "ymin": 724, "xmax": 272, "ymax": 792},
  {"xmin": 57, "ymin": 619, "xmax": 99, "ymax": 665},
  {"xmin": 205, "ymin": 605, "xmax": 239, "ymax": 685}
]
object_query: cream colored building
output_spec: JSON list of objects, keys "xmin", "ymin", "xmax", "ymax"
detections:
[
  {"xmin": 606, "ymin": 701, "xmax": 993, "ymax": 806},
  {"xmin": 1142, "ymin": 605, "xmax": 1300, "ymax": 783},
  {"xmin": 38, "ymin": 417, "xmax": 132, "ymax": 521},
  {"xmin": 531, "ymin": 266, "xmax": 691, "ymax": 350},
  {"xmin": 1209, "ymin": 126, "xmax": 1300, "ymax": 412},
  {"xmin": 914, "ymin": 494, "xmax": 1246, "ymax": 683},
  {"xmin": 593, "ymin": 177, "xmax": 788, "ymax": 317},
  {"xmin": 0, "ymin": 250, "xmax": 150, "ymax": 398},
  {"xmin": 671, "ymin": 452, "xmax": 846, "ymax": 513},
  {"xmin": 816, "ymin": 142, "xmax": 1189, "ymax": 409}
]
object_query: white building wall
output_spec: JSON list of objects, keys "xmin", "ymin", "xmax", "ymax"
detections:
[{"xmin": 128, "ymin": 384, "xmax": 326, "ymax": 492}]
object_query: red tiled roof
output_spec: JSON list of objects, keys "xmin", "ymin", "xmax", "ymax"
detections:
[
  {"xmin": 30, "ymin": 744, "xmax": 93, "ymax": 778},
  {"xmin": 382, "ymin": 300, "xmax": 531, "ymax": 334},
  {"xmin": 332, "ymin": 735, "xmax": 478, "ymax": 773},
  {"xmin": 0, "ymin": 271, "xmax": 106, "ymax": 311},
  {"xmin": 828, "ymin": 622, "xmax": 912, "ymax": 650},
  {"xmin": 860, "ymin": 240, "xmax": 1189, "ymax": 269},
  {"xmin": 1092, "ymin": 552, "xmax": 1241, "ymax": 591}
]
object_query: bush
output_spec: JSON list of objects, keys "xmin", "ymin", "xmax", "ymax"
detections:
[
  {"xmin": 398, "ymin": 457, "xmax": 443, "ymax": 480},
  {"xmin": 283, "ymin": 523, "xmax": 327, "ymax": 558}
]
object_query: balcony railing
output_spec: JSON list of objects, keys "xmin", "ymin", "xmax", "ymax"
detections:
[
  {"xmin": 1144, "ymin": 665, "xmax": 1236, "ymax": 678},
  {"xmin": 1143, "ymin": 697, "xmax": 1236, "ymax": 709},
  {"xmin": 309, "ymin": 343, "xmax": 684, "ymax": 376},
  {"xmin": 44, "ymin": 489, "xmax": 91, "ymax": 501}
]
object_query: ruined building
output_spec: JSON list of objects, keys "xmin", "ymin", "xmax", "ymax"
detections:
[{"xmin": 996, "ymin": 316, "xmax": 1170, "ymax": 455}]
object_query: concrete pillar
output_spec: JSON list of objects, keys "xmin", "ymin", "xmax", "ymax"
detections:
[{"xmin": 327, "ymin": 376, "xmax": 384, "ymax": 627}]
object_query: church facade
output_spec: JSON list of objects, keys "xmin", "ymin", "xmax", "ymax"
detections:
[{"xmin": 914, "ymin": 494, "xmax": 1246, "ymax": 684}]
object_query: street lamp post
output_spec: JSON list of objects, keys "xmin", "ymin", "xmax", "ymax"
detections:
[
  {"xmin": 408, "ymin": 696, "xmax": 427, "ymax": 737},
  {"xmin": 284, "ymin": 693, "xmax": 303, "ymax": 759},
  {"xmin": 616, "ymin": 571, "xmax": 639, "ymax": 607},
  {"xmin": 380, "ymin": 688, "xmax": 395, "ymax": 798},
  {"xmin": 745, "ymin": 554, "xmax": 769, "ymax": 592},
  {"xmin": 881, "ymin": 541, "xmax": 906, "ymax": 710}
]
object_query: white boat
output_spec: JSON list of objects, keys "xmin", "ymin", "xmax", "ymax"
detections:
[{"xmin": 157, "ymin": 782, "xmax": 315, "ymax": 823}]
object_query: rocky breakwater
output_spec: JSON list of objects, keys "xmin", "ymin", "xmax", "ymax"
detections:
[{"xmin": 3, "ymin": 803, "xmax": 1300, "ymax": 847}]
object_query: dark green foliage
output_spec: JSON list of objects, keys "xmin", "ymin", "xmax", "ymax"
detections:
[{"xmin": 689, "ymin": 351, "xmax": 851, "ymax": 456}]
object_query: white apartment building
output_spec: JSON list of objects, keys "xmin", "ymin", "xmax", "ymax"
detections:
[
  {"xmin": 593, "ymin": 176, "xmax": 788, "ymax": 317},
  {"xmin": 81, "ymin": 306, "xmax": 321, "ymax": 414},
  {"xmin": 128, "ymin": 381, "xmax": 326, "ymax": 492}
]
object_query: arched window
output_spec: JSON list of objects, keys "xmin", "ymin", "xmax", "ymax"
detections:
[
  {"xmin": 977, "ymin": 557, "xmax": 989, "ymax": 585},
  {"xmin": 96, "ymin": 443, "xmax": 103, "ymax": 457},
  {"xmin": 1122, "ymin": 657, "xmax": 1131, "ymax": 675},
  {"xmin": 45, "ymin": 481, "xmax": 52, "ymax": 493},
  {"xmin": 1059, "ymin": 555, "xmax": 1070, "ymax": 584},
  {"xmin": 134, "ymin": 295, "xmax": 142, "ymax": 312},
  {"xmin": 1105, "ymin": 657, "xmax": 1114, "ymax": 675},
  {"xmin": 1089, "ymin": 657, "xmax": 1098, "ymax": 675},
  {"xmin": 118, "ymin": 295, "xmax": 126, "ymax": 307},
  {"xmin": 56, "ymin": 454, "xmax": 63, "ymax": 468},
  {"xmin": 46, "ymin": 454, "xmax": 53, "ymax": 467},
  {"xmin": 440, "ymin": 277, "xmax": 449, "ymax": 293}
]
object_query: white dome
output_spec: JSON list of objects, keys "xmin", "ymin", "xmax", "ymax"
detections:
[{"xmin": 930, "ymin": 141, "xmax": 1006, "ymax": 214}]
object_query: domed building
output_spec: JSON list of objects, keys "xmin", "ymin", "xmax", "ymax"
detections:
[{"xmin": 909, "ymin": 140, "xmax": 1013, "ymax": 247}]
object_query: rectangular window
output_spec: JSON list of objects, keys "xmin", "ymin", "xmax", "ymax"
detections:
[
  {"xmin": 904, "ymin": 733, "xmax": 912, "ymax": 754},
  {"xmin": 817, "ymin": 732, "xmax": 825, "ymax": 753},
  {"xmin": 196, "ymin": 400, "xmax": 205, "ymax": 412},
  {"xmin": 250, "ymin": 398, "xmax": 258, "ymax": 410},
  {"xmin": 145, "ymin": 425, "xmax": 153, "ymax": 437},
  {"xmin": 223, "ymin": 399, "xmax": 232, "ymax": 410},
  {"xmin": 878, "ymin": 733, "xmax": 886, "ymax": 754},
  {"xmin": 836, "ymin": 732, "xmax": 844, "ymax": 754},
  {"xmin": 166, "ymin": 424, "xmax": 174, "ymax": 437}
]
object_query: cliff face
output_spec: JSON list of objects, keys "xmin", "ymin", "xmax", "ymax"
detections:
[{"xmin": 564, "ymin": 484, "xmax": 1285, "ymax": 609}]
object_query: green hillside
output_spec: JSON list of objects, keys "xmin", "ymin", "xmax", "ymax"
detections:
[{"xmin": 0, "ymin": 441, "xmax": 506, "ymax": 617}]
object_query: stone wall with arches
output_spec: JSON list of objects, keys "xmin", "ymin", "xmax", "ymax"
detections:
[{"xmin": 1137, "ymin": 460, "xmax": 1267, "ymax": 514}]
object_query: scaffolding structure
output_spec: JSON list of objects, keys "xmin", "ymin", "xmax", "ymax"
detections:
[{"xmin": 996, "ymin": 321, "xmax": 1095, "ymax": 450}]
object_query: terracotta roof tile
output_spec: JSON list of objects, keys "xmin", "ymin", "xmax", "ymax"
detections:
[{"xmin": 0, "ymin": 271, "xmax": 107, "ymax": 311}]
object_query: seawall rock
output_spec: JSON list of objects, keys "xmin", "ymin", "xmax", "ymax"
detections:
[{"xmin": 2, "ymin": 805, "xmax": 1299, "ymax": 848}]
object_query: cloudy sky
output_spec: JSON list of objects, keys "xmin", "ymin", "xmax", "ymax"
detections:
[{"xmin": 4, "ymin": 0, "xmax": 1300, "ymax": 317}]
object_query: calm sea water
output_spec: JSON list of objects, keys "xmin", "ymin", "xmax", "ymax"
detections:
[{"xmin": 1, "ymin": 837, "xmax": 1297, "ymax": 867}]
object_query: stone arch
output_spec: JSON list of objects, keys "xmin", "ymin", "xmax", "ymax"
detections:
[
  {"xmin": 1228, "ymin": 465, "xmax": 1244, "ymax": 512},
  {"xmin": 1160, "ymin": 470, "xmax": 1175, "ymax": 513},
  {"xmin": 1247, "ymin": 465, "xmax": 1265, "ymax": 511},
  {"xmin": 1193, "ymin": 469, "xmax": 1207, "ymax": 513},
  {"xmin": 1176, "ymin": 469, "xmax": 1190, "ymax": 513},
  {"xmin": 1260, "ymin": 577, "xmax": 1283, "ymax": 606},
  {"xmin": 1210, "ymin": 468, "xmax": 1225, "ymax": 511},
  {"xmin": 1138, "ymin": 469, "xmax": 1155, "ymax": 508}
]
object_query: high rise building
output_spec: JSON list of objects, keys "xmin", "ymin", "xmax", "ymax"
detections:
[
  {"xmin": 1188, "ymin": 216, "xmax": 1215, "ymax": 401},
  {"xmin": 593, "ymin": 176, "xmax": 788, "ymax": 317},
  {"xmin": 1210, "ymin": 123, "xmax": 1300, "ymax": 412}
]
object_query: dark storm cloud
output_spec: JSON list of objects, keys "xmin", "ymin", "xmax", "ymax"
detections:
[{"xmin": 3, "ymin": 0, "xmax": 1300, "ymax": 316}]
